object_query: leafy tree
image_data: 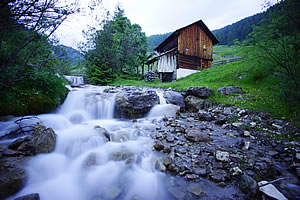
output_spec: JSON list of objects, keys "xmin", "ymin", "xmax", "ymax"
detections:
[
  {"xmin": 247, "ymin": 0, "xmax": 300, "ymax": 117},
  {"xmin": 83, "ymin": 6, "xmax": 148, "ymax": 85}
]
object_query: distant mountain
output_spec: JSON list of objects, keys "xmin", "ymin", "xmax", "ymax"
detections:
[
  {"xmin": 147, "ymin": 1, "xmax": 283, "ymax": 47},
  {"xmin": 212, "ymin": 1, "xmax": 283, "ymax": 45},
  {"xmin": 147, "ymin": 32, "xmax": 172, "ymax": 51},
  {"xmin": 52, "ymin": 45, "xmax": 84, "ymax": 66}
]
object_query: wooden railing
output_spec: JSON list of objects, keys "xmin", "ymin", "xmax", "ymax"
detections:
[{"xmin": 212, "ymin": 57, "xmax": 245, "ymax": 67}]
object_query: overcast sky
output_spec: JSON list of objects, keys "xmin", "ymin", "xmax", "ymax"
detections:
[{"xmin": 54, "ymin": 0, "xmax": 278, "ymax": 49}]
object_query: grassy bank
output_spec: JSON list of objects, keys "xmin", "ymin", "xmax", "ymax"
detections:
[{"xmin": 111, "ymin": 45, "xmax": 299, "ymax": 123}]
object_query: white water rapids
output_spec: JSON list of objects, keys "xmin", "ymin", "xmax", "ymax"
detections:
[{"xmin": 3, "ymin": 85, "xmax": 180, "ymax": 200}]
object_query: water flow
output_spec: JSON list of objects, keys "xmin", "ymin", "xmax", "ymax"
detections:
[
  {"xmin": 64, "ymin": 75, "xmax": 84, "ymax": 85},
  {"xmin": 11, "ymin": 85, "xmax": 170, "ymax": 200}
]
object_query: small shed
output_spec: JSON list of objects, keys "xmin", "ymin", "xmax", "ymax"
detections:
[{"xmin": 146, "ymin": 20, "xmax": 218, "ymax": 82}]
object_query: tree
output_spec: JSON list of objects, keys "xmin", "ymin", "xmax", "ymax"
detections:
[
  {"xmin": 247, "ymin": 0, "xmax": 300, "ymax": 116},
  {"xmin": 83, "ymin": 5, "xmax": 148, "ymax": 85}
]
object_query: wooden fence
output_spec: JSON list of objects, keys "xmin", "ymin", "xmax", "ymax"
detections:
[{"xmin": 212, "ymin": 57, "xmax": 245, "ymax": 67}]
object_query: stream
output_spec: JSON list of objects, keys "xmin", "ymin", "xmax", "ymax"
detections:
[{"xmin": 1, "ymin": 83, "xmax": 247, "ymax": 200}]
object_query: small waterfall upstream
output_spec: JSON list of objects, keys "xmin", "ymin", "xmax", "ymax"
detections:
[{"xmin": 6, "ymin": 85, "xmax": 172, "ymax": 200}]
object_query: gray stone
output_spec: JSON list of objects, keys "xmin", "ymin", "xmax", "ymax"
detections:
[
  {"xmin": 186, "ymin": 86, "xmax": 214, "ymax": 99},
  {"xmin": 217, "ymin": 86, "xmax": 242, "ymax": 95},
  {"xmin": 184, "ymin": 95, "xmax": 206, "ymax": 112},
  {"xmin": 115, "ymin": 89, "xmax": 159, "ymax": 119},
  {"xmin": 232, "ymin": 122, "xmax": 243, "ymax": 128},
  {"xmin": 168, "ymin": 186, "xmax": 185, "ymax": 200},
  {"xmin": 243, "ymin": 131, "xmax": 250, "ymax": 137},
  {"xmin": 187, "ymin": 184, "xmax": 205, "ymax": 197},
  {"xmin": 8, "ymin": 125, "xmax": 57, "ymax": 155},
  {"xmin": 224, "ymin": 107, "xmax": 233, "ymax": 115},
  {"xmin": 94, "ymin": 125, "xmax": 110, "ymax": 141},
  {"xmin": 15, "ymin": 193, "xmax": 40, "ymax": 200},
  {"xmin": 185, "ymin": 129, "xmax": 211, "ymax": 142},
  {"xmin": 215, "ymin": 151, "xmax": 230, "ymax": 162},
  {"xmin": 197, "ymin": 110, "xmax": 214, "ymax": 121},
  {"xmin": 210, "ymin": 169, "xmax": 228, "ymax": 182},
  {"xmin": 164, "ymin": 91, "xmax": 185, "ymax": 109},
  {"xmin": 185, "ymin": 174, "xmax": 199, "ymax": 181},
  {"xmin": 103, "ymin": 185, "xmax": 122, "ymax": 200},
  {"xmin": 239, "ymin": 174, "xmax": 258, "ymax": 193},
  {"xmin": 109, "ymin": 152, "xmax": 135, "ymax": 163}
]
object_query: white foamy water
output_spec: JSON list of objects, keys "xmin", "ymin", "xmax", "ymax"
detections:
[{"xmin": 8, "ymin": 85, "xmax": 171, "ymax": 200}]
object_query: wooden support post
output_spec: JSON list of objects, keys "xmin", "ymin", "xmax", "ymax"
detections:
[{"xmin": 142, "ymin": 63, "xmax": 144, "ymax": 76}]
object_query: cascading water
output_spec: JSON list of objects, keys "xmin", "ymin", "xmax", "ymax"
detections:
[
  {"xmin": 8, "ymin": 85, "xmax": 171, "ymax": 200},
  {"xmin": 64, "ymin": 75, "xmax": 84, "ymax": 86}
]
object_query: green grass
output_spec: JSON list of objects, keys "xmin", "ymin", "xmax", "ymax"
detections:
[{"xmin": 110, "ymin": 45, "xmax": 299, "ymax": 123}]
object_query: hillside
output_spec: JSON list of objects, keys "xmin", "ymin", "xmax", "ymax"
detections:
[
  {"xmin": 52, "ymin": 45, "xmax": 84, "ymax": 66},
  {"xmin": 212, "ymin": 1, "xmax": 284, "ymax": 45},
  {"xmin": 147, "ymin": 32, "xmax": 172, "ymax": 51}
]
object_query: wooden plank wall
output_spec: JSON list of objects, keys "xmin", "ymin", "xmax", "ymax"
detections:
[
  {"xmin": 178, "ymin": 24, "xmax": 213, "ymax": 60},
  {"xmin": 157, "ymin": 36, "xmax": 178, "ymax": 53}
]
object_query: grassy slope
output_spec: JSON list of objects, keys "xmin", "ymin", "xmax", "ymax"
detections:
[{"xmin": 111, "ymin": 45, "xmax": 296, "ymax": 122}]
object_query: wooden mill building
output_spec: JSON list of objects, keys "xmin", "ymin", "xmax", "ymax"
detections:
[{"xmin": 146, "ymin": 20, "xmax": 219, "ymax": 82}]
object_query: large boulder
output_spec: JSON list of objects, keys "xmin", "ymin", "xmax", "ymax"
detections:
[
  {"xmin": 115, "ymin": 88, "xmax": 159, "ymax": 118},
  {"xmin": 185, "ymin": 129, "xmax": 211, "ymax": 142},
  {"xmin": 8, "ymin": 125, "xmax": 57, "ymax": 155},
  {"xmin": 217, "ymin": 86, "xmax": 242, "ymax": 96},
  {"xmin": 184, "ymin": 96, "xmax": 206, "ymax": 112},
  {"xmin": 163, "ymin": 91, "xmax": 185, "ymax": 109},
  {"xmin": 186, "ymin": 86, "xmax": 213, "ymax": 99},
  {"xmin": 0, "ymin": 125, "xmax": 57, "ymax": 199}
]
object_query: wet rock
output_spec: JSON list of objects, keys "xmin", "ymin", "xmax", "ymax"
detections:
[
  {"xmin": 115, "ymin": 89, "xmax": 159, "ymax": 118},
  {"xmin": 84, "ymin": 152, "xmax": 98, "ymax": 167},
  {"xmin": 168, "ymin": 186, "xmax": 185, "ymax": 200},
  {"xmin": 155, "ymin": 159, "xmax": 166, "ymax": 172},
  {"xmin": 8, "ymin": 125, "xmax": 56, "ymax": 155},
  {"xmin": 103, "ymin": 185, "xmax": 122, "ymax": 200},
  {"xmin": 210, "ymin": 169, "xmax": 228, "ymax": 182},
  {"xmin": 272, "ymin": 123, "xmax": 283, "ymax": 130},
  {"xmin": 185, "ymin": 174, "xmax": 199, "ymax": 181},
  {"xmin": 239, "ymin": 174, "xmax": 258, "ymax": 194},
  {"xmin": 217, "ymin": 86, "xmax": 242, "ymax": 96},
  {"xmin": 232, "ymin": 122, "xmax": 243, "ymax": 128},
  {"xmin": 187, "ymin": 183, "xmax": 205, "ymax": 197},
  {"xmin": 296, "ymin": 153, "xmax": 300, "ymax": 160},
  {"xmin": 0, "ymin": 156, "xmax": 27, "ymax": 199},
  {"xmin": 215, "ymin": 151, "xmax": 230, "ymax": 162},
  {"xmin": 196, "ymin": 110, "xmax": 214, "ymax": 121},
  {"xmin": 186, "ymin": 86, "xmax": 213, "ymax": 99},
  {"xmin": 258, "ymin": 181, "xmax": 288, "ymax": 200},
  {"xmin": 224, "ymin": 107, "xmax": 233, "ymax": 115},
  {"xmin": 194, "ymin": 167, "xmax": 208, "ymax": 176},
  {"xmin": 232, "ymin": 167, "xmax": 243, "ymax": 176},
  {"xmin": 94, "ymin": 125, "xmax": 110, "ymax": 141},
  {"xmin": 184, "ymin": 96, "xmax": 206, "ymax": 112},
  {"xmin": 153, "ymin": 141, "xmax": 164, "ymax": 151},
  {"xmin": 15, "ymin": 193, "xmax": 40, "ymax": 200},
  {"xmin": 109, "ymin": 152, "xmax": 135, "ymax": 163},
  {"xmin": 185, "ymin": 129, "xmax": 211, "ymax": 142},
  {"xmin": 215, "ymin": 115, "xmax": 227, "ymax": 125},
  {"xmin": 164, "ymin": 91, "xmax": 185, "ymax": 109},
  {"xmin": 243, "ymin": 131, "xmax": 250, "ymax": 137}
]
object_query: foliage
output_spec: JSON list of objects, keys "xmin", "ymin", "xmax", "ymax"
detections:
[
  {"xmin": 83, "ymin": 6, "xmax": 148, "ymax": 85},
  {"xmin": 246, "ymin": 0, "xmax": 300, "ymax": 119},
  {"xmin": 212, "ymin": 1, "xmax": 284, "ymax": 45},
  {"xmin": 0, "ymin": 0, "xmax": 78, "ymax": 116},
  {"xmin": 147, "ymin": 32, "xmax": 172, "ymax": 51}
]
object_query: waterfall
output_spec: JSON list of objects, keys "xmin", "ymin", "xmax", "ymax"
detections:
[
  {"xmin": 64, "ymin": 75, "xmax": 84, "ymax": 86},
  {"xmin": 10, "ymin": 85, "xmax": 170, "ymax": 200}
]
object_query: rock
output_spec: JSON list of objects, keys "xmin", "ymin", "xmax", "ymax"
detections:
[
  {"xmin": 153, "ymin": 141, "xmax": 164, "ymax": 151},
  {"xmin": 224, "ymin": 107, "xmax": 232, "ymax": 115},
  {"xmin": 155, "ymin": 160, "xmax": 166, "ymax": 172},
  {"xmin": 109, "ymin": 152, "xmax": 135, "ymax": 163},
  {"xmin": 232, "ymin": 122, "xmax": 243, "ymax": 128},
  {"xmin": 239, "ymin": 174, "xmax": 258, "ymax": 194},
  {"xmin": 168, "ymin": 186, "xmax": 185, "ymax": 200},
  {"xmin": 186, "ymin": 86, "xmax": 214, "ymax": 99},
  {"xmin": 164, "ymin": 91, "xmax": 185, "ymax": 109},
  {"xmin": 196, "ymin": 110, "xmax": 214, "ymax": 121},
  {"xmin": 0, "ymin": 156, "xmax": 27, "ymax": 199},
  {"xmin": 215, "ymin": 151, "xmax": 230, "ymax": 162},
  {"xmin": 185, "ymin": 129, "xmax": 211, "ymax": 142},
  {"xmin": 187, "ymin": 184, "xmax": 205, "ymax": 197},
  {"xmin": 185, "ymin": 174, "xmax": 199, "ymax": 181},
  {"xmin": 103, "ymin": 185, "xmax": 122, "ymax": 200},
  {"xmin": 115, "ymin": 89, "xmax": 159, "ymax": 118},
  {"xmin": 15, "ymin": 193, "xmax": 40, "ymax": 200},
  {"xmin": 296, "ymin": 153, "xmax": 300, "ymax": 160},
  {"xmin": 232, "ymin": 167, "xmax": 243, "ymax": 176},
  {"xmin": 258, "ymin": 181, "xmax": 288, "ymax": 200},
  {"xmin": 215, "ymin": 115, "xmax": 227, "ymax": 125},
  {"xmin": 184, "ymin": 95, "xmax": 206, "ymax": 112},
  {"xmin": 272, "ymin": 123, "xmax": 283, "ymax": 129},
  {"xmin": 243, "ymin": 131, "xmax": 250, "ymax": 137},
  {"xmin": 217, "ymin": 86, "xmax": 242, "ymax": 96},
  {"xmin": 210, "ymin": 169, "xmax": 228, "ymax": 182},
  {"xmin": 243, "ymin": 141, "xmax": 250, "ymax": 150},
  {"xmin": 94, "ymin": 125, "xmax": 110, "ymax": 141},
  {"xmin": 8, "ymin": 125, "xmax": 56, "ymax": 155},
  {"xmin": 144, "ymin": 71, "xmax": 159, "ymax": 82}
]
